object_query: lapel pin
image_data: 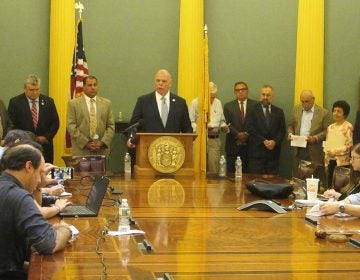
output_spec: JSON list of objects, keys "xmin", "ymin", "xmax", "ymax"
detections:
[{"xmin": 172, "ymin": 99, "xmax": 176, "ymax": 102}]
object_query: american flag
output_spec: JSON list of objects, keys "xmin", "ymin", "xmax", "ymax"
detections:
[
  {"xmin": 66, "ymin": 19, "xmax": 89, "ymax": 148},
  {"xmin": 70, "ymin": 19, "xmax": 89, "ymax": 98}
]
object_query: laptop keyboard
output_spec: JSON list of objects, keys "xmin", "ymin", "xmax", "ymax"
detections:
[{"xmin": 63, "ymin": 205, "xmax": 95, "ymax": 215}]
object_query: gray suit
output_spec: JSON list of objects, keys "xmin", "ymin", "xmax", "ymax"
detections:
[
  {"xmin": 288, "ymin": 104, "xmax": 331, "ymax": 165},
  {"xmin": 67, "ymin": 95, "xmax": 115, "ymax": 156}
]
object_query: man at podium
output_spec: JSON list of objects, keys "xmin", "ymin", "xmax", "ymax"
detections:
[{"xmin": 127, "ymin": 69, "xmax": 192, "ymax": 148}]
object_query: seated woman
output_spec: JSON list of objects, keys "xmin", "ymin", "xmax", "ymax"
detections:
[
  {"xmin": 324, "ymin": 100, "xmax": 353, "ymax": 187},
  {"xmin": 320, "ymin": 143, "xmax": 360, "ymax": 216}
]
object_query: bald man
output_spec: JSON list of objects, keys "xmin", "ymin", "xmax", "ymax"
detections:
[
  {"xmin": 128, "ymin": 69, "xmax": 192, "ymax": 140},
  {"xmin": 287, "ymin": 90, "xmax": 332, "ymax": 176}
]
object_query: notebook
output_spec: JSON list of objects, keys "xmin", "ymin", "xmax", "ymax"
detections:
[{"xmin": 59, "ymin": 175, "xmax": 110, "ymax": 217}]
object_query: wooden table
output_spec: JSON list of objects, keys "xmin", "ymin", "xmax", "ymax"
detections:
[{"xmin": 28, "ymin": 174, "xmax": 360, "ymax": 279}]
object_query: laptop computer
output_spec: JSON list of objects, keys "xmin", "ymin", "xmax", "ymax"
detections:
[
  {"xmin": 59, "ymin": 175, "xmax": 110, "ymax": 217},
  {"xmin": 292, "ymin": 177, "xmax": 327, "ymax": 201}
]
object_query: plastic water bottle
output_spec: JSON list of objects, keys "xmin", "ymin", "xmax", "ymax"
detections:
[
  {"xmin": 118, "ymin": 111, "xmax": 123, "ymax": 122},
  {"xmin": 235, "ymin": 156, "xmax": 242, "ymax": 181},
  {"xmin": 124, "ymin": 152, "xmax": 131, "ymax": 175},
  {"xmin": 120, "ymin": 235, "xmax": 130, "ymax": 266},
  {"xmin": 218, "ymin": 155, "xmax": 227, "ymax": 177},
  {"xmin": 119, "ymin": 198, "xmax": 131, "ymax": 232}
]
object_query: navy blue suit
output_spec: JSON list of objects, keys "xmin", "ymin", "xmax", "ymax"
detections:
[
  {"xmin": 8, "ymin": 93, "xmax": 59, "ymax": 163},
  {"xmin": 246, "ymin": 102, "xmax": 285, "ymax": 174},
  {"xmin": 129, "ymin": 92, "xmax": 192, "ymax": 133}
]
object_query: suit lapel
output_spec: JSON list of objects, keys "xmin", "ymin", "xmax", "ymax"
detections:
[
  {"xmin": 150, "ymin": 93, "xmax": 162, "ymax": 125},
  {"xmin": 167, "ymin": 93, "xmax": 177, "ymax": 128}
]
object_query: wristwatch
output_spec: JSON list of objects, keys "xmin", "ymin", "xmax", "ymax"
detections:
[{"xmin": 339, "ymin": 202, "xmax": 346, "ymax": 213}]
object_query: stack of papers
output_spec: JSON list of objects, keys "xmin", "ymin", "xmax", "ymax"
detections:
[
  {"xmin": 306, "ymin": 204, "xmax": 325, "ymax": 217},
  {"xmin": 107, "ymin": 229, "xmax": 145, "ymax": 236},
  {"xmin": 295, "ymin": 199, "xmax": 323, "ymax": 206}
]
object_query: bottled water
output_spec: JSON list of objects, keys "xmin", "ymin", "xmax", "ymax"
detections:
[
  {"xmin": 120, "ymin": 235, "xmax": 130, "ymax": 266},
  {"xmin": 118, "ymin": 111, "xmax": 123, "ymax": 122},
  {"xmin": 235, "ymin": 156, "xmax": 242, "ymax": 181},
  {"xmin": 218, "ymin": 155, "xmax": 227, "ymax": 177},
  {"xmin": 119, "ymin": 198, "xmax": 131, "ymax": 232},
  {"xmin": 124, "ymin": 152, "xmax": 131, "ymax": 175}
]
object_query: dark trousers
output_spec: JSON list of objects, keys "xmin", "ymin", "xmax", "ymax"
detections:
[
  {"xmin": 248, "ymin": 158, "xmax": 279, "ymax": 175},
  {"xmin": 226, "ymin": 145, "xmax": 248, "ymax": 173}
]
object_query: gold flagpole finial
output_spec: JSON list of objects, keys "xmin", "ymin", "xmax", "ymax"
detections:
[
  {"xmin": 204, "ymin": 24, "xmax": 208, "ymax": 37},
  {"xmin": 75, "ymin": 1, "xmax": 85, "ymax": 19}
]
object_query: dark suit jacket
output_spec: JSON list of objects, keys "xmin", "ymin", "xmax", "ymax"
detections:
[
  {"xmin": 223, "ymin": 98, "xmax": 257, "ymax": 155},
  {"xmin": 354, "ymin": 111, "xmax": 360, "ymax": 145},
  {"xmin": 247, "ymin": 102, "xmax": 286, "ymax": 159},
  {"xmin": 0, "ymin": 99, "xmax": 12, "ymax": 139},
  {"xmin": 8, "ymin": 93, "xmax": 59, "ymax": 163},
  {"xmin": 129, "ymin": 92, "xmax": 192, "ymax": 133}
]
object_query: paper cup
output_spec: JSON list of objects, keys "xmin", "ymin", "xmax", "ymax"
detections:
[{"xmin": 306, "ymin": 178, "xmax": 319, "ymax": 201}]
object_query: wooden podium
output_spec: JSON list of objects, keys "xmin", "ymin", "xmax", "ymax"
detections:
[{"xmin": 134, "ymin": 133, "xmax": 196, "ymax": 177}]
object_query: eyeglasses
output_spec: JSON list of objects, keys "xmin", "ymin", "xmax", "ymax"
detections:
[
  {"xmin": 235, "ymin": 88, "xmax": 248, "ymax": 92},
  {"xmin": 351, "ymin": 155, "xmax": 360, "ymax": 160}
]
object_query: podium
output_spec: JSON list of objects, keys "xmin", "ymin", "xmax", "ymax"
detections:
[{"xmin": 134, "ymin": 133, "xmax": 197, "ymax": 177}]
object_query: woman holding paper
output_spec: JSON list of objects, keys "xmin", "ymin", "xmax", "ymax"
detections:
[
  {"xmin": 320, "ymin": 143, "xmax": 360, "ymax": 216},
  {"xmin": 324, "ymin": 100, "xmax": 353, "ymax": 187}
]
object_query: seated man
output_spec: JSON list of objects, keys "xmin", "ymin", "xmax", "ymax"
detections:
[
  {"xmin": 0, "ymin": 130, "xmax": 70, "ymax": 219},
  {"xmin": 0, "ymin": 144, "xmax": 72, "ymax": 278}
]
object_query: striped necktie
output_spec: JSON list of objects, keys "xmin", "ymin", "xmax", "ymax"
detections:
[{"xmin": 31, "ymin": 100, "xmax": 38, "ymax": 128}]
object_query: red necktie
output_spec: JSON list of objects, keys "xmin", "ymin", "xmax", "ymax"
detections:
[
  {"xmin": 31, "ymin": 100, "xmax": 38, "ymax": 128},
  {"xmin": 239, "ymin": 101, "xmax": 244, "ymax": 123}
]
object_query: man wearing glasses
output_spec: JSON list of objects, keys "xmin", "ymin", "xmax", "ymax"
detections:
[
  {"xmin": 287, "ymin": 90, "xmax": 331, "ymax": 177},
  {"xmin": 223, "ymin": 81, "xmax": 256, "ymax": 173}
]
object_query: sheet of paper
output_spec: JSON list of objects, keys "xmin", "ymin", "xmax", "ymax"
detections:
[
  {"xmin": 60, "ymin": 191, "xmax": 72, "ymax": 197},
  {"xmin": 107, "ymin": 229, "xmax": 145, "ymax": 236},
  {"xmin": 323, "ymin": 130, "xmax": 346, "ymax": 152},
  {"xmin": 290, "ymin": 135, "xmax": 307, "ymax": 148},
  {"xmin": 306, "ymin": 203, "xmax": 325, "ymax": 217}
]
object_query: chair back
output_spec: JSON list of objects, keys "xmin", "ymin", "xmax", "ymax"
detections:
[
  {"xmin": 296, "ymin": 160, "xmax": 320, "ymax": 180},
  {"xmin": 332, "ymin": 166, "xmax": 351, "ymax": 193},
  {"xmin": 61, "ymin": 155, "xmax": 106, "ymax": 176}
]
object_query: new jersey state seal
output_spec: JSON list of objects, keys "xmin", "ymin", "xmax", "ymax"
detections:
[{"xmin": 148, "ymin": 136, "xmax": 185, "ymax": 173}]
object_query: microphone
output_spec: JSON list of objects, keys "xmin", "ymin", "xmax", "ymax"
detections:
[
  {"xmin": 124, "ymin": 120, "xmax": 143, "ymax": 133},
  {"xmin": 125, "ymin": 120, "xmax": 144, "ymax": 145}
]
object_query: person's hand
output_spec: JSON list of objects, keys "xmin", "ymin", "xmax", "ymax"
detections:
[
  {"xmin": 288, "ymin": 133, "xmax": 293, "ymax": 141},
  {"xmin": 323, "ymin": 189, "xmax": 342, "ymax": 200},
  {"xmin": 47, "ymin": 185, "xmax": 65, "ymax": 196},
  {"xmin": 319, "ymin": 201, "xmax": 340, "ymax": 215},
  {"xmin": 92, "ymin": 140, "xmax": 104, "ymax": 150},
  {"xmin": 54, "ymin": 198, "xmax": 72, "ymax": 212},
  {"xmin": 127, "ymin": 138, "xmax": 136, "ymax": 149},
  {"xmin": 264, "ymin": 139, "xmax": 276, "ymax": 150},
  {"xmin": 221, "ymin": 125, "xmax": 230, "ymax": 134},
  {"xmin": 236, "ymin": 132, "xmax": 248, "ymax": 144},
  {"xmin": 307, "ymin": 135, "xmax": 317, "ymax": 144},
  {"xmin": 36, "ymin": 136, "xmax": 48, "ymax": 144},
  {"xmin": 86, "ymin": 141, "xmax": 99, "ymax": 152},
  {"xmin": 39, "ymin": 163, "xmax": 56, "ymax": 188}
]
